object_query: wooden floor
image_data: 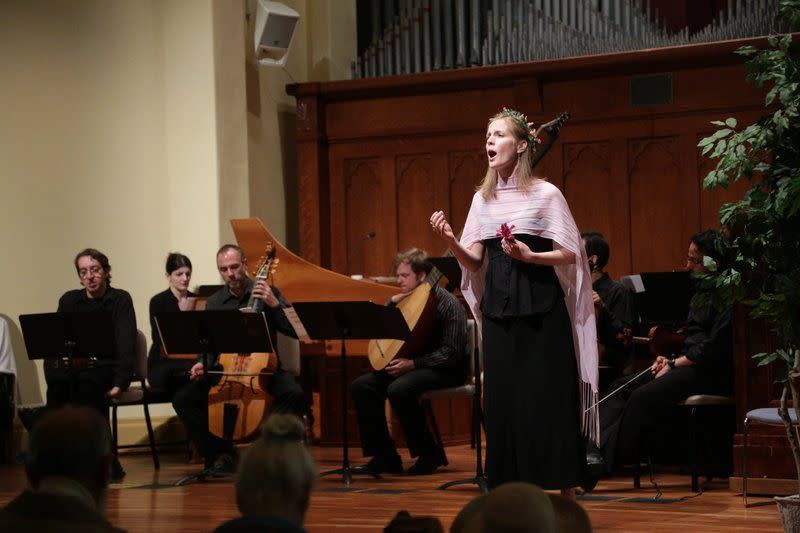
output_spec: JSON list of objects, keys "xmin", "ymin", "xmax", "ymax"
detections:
[{"xmin": 0, "ymin": 444, "xmax": 785, "ymax": 532}]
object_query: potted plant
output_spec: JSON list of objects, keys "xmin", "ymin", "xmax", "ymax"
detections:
[{"xmin": 697, "ymin": 1, "xmax": 800, "ymax": 529}]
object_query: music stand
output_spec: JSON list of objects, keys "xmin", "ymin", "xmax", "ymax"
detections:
[
  {"xmin": 291, "ymin": 301, "xmax": 410, "ymax": 485},
  {"xmin": 20, "ymin": 312, "xmax": 115, "ymax": 400},
  {"xmin": 154, "ymin": 310, "xmax": 273, "ymax": 486},
  {"xmin": 428, "ymin": 256, "xmax": 461, "ymax": 292}
]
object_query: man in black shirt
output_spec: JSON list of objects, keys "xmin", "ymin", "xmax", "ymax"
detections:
[
  {"xmin": 581, "ymin": 232, "xmax": 637, "ymax": 390},
  {"xmin": 351, "ymin": 249, "xmax": 468, "ymax": 476},
  {"xmin": 596, "ymin": 230, "xmax": 733, "ymax": 471},
  {"xmin": 172, "ymin": 244, "xmax": 305, "ymax": 472},
  {"xmin": 46, "ymin": 248, "xmax": 137, "ymax": 416},
  {"xmin": 45, "ymin": 248, "xmax": 136, "ymax": 481}
]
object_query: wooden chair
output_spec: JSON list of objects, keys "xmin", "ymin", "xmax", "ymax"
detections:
[
  {"xmin": 419, "ymin": 320, "xmax": 488, "ymax": 492},
  {"xmin": 110, "ymin": 330, "xmax": 162, "ymax": 469}
]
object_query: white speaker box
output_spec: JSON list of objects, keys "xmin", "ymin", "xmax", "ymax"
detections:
[{"xmin": 254, "ymin": 0, "xmax": 300, "ymax": 67}]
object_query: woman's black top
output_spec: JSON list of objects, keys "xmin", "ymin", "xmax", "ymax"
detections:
[
  {"xmin": 480, "ymin": 234, "xmax": 564, "ymax": 319},
  {"xmin": 148, "ymin": 288, "xmax": 196, "ymax": 361}
]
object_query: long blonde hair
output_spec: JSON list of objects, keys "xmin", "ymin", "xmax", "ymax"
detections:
[{"xmin": 477, "ymin": 110, "xmax": 538, "ymax": 199}]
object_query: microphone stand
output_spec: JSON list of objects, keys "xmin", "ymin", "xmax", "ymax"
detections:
[{"xmin": 344, "ymin": 231, "xmax": 376, "ymax": 275}]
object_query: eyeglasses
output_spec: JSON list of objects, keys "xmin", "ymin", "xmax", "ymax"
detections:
[
  {"xmin": 685, "ymin": 255, "xmax": 704, "ymax": 266},
  {"xmin": 78, "ymin": 266, "xmax": 104, "ymax": 278}
]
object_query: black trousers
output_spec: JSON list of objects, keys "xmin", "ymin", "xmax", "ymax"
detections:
[
  {"xmin": 147, "ymin": 358, "xmax": 194, "ymax": 394},
  {"xmin": 600, "ymin": 365, "xmax": 730, "ymax": 468},
  {"xmin": 350, "ymin": 367, "xmax": 463, "ymax": 459},
  {"xmin": 44, "ymin": 365, "xmax": 114, "ymax": 420},
  {"xmin": 172, "ymin": 369, "xmax": 306, "ymax": 463}
]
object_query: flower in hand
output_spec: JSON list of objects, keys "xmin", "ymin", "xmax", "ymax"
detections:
[{"xmin": 496, "ymin": 223, "xmax": 516, "ymax": 240}]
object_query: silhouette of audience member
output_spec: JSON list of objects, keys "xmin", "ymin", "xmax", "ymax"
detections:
[
  {"xmin": 548, "ymin": 491, "xmax": 592, "ymax": 532},
  {"xmin": 215, "ymin": 414, "xmax": 316, "ymax": 533},
  {"xmin": 384, "ymin": 510, "xmax": 444, "ymax": 532},
  {"xmin": 0, "ymin": 405, "xmax": 123, "ymax": 532},
  {"xmin": 450, "ymin": 482, "xmax": 592, "ymax": 533}
]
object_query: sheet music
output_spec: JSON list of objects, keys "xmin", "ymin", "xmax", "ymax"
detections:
[
  {"xmin": 629, "ymin": 274, "xmax": 645, "ymax": 294},
  {"xmin": 282, "ymin": 307, "xmax": 312, "ymax": 343}
]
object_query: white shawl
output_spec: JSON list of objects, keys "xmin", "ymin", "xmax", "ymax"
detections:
[
  {"xmin": 459, "ymin": 177, "xmax": 599, "ymax": 444},
  {"xmin": 0, "ymin": 317, "xmax": 16, "ymax": 376}
]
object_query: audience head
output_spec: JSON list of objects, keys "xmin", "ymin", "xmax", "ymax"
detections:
[
  {"xmin": 384, "ymin": 510, "xmax": 444, "ymax": 532},
  {"xmin": 74, "ymin": 248, "xmax": 112, "ymax": 298},
  {"xmin": 548, "ymin": 493, "xmax": 592, "ymax": 533},
  {"xmin": 165, "ymin": 252, "xmax": 192, "ymax": 293},
  {"xmin": 451, "ymin": 482, "xmax": 568, "ymax": 533},
  {"xmin": 216, "ymin": 244, "xmax": 249, "ymax": 295},
  {"xmin": 581, "ymin": 231, "xmax": 609, "ymax": 272},
  {"xmin": 235, "ymin": 414, "xmax": 317, "ymax": 526},
  {"xmin": 687, "ymin": 230, "xmax": 722, "ymax": 273},
  {"xmin": 393, "ymin": 248, "xmax": 432, "ymax": 294},
  {"xmin": 25, "ymin": 406, "xmax": 113, "ymax": 510}
]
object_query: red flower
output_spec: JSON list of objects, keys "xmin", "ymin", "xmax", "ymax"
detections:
[{"xmin": 496, "ymin": 223, "xmax": 516, "ymax": 240}]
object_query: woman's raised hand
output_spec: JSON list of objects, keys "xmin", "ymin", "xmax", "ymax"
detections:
[{"xmin": 430, "ymin": 210, "xmax": 455, "ymax": 242}]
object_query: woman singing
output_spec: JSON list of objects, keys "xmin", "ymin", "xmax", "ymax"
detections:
[
  {"xmin": 430, "ymin": 108, "xmax": 598, "ymax": 498},
  {"xmin": 147, "ymin": 252, "xmax": 196, "ymax": 393}
]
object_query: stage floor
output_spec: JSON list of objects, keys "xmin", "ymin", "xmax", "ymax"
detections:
[{"xmin": 0, "ymin": 444, "xmax": 784, "ymax": 532}]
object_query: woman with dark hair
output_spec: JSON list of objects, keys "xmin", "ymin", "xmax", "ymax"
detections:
[
  {"xmin": 148, "ymin": 253, "xmax": 196, "ymax": 392},
  {"xmin": 430, "ymin": 108, "xmax": 598, "ymax": 498}
]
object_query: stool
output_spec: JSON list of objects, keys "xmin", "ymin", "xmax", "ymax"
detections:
[
  {"xmin": 743, "ymin": 407, "xmax": 798, "ymax": 507},
  {"xmin": 680, "ymin": 394, "xmax": 735, "ymax": 492}
]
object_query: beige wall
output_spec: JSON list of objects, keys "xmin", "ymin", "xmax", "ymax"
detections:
[{"xmin": 1, "ymin": 0, "xmax": 355, "ymax": 439}]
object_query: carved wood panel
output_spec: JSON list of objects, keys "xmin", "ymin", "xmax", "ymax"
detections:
[
  {"xmin": 396, "ymin": 154, "xmax": 438, "ymax": 255},
  {"xmin": 448, "ymin": 150, "xmax": 485, "ymax": 235},
  {"xmin": 343, "ymin": 158, "xmax": 389, "ymax": 276},
  {"xmin": 562, "ymin": 141, "xmax": 631, "ymax": 275},
  {"xmin": 629, "ymin": 137, "xmax": 690, "ymax": 273}
]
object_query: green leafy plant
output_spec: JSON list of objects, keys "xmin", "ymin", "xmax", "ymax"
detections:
[{"xmin": 698, "ymin": 0, "xmax": 800, "ymax": 492}]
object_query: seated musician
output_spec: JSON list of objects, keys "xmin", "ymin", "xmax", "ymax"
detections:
[
  {"xmin": 581, "ymin": 232, "xmax": 637, "ymax": 391},
  {"xmin": 351, "ymin": 249, "xmax": 468, "ymax": 476},
  {"xmin": 172, "ymin": 244, "xmax": 305, "ymax": 473},
  {"xmin": 590, "ymin": 230, "xmax": 732, "ymax": 472},
  {"xmin": 46, "ymin": 248, "xmax": 136, "ymax": 480},
  {"xmin": 147, "ymin": 252, "xmax": 196, "ymax": 394}
]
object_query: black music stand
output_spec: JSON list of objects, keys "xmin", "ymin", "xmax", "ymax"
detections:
[
  {"xmin": 428, "ymin": 256, "xmax": 461, "ymax": 292},
  {"xmin": 20, "ymin": 312, "xmax": 115, "ymax": 400},
  {"xmin": 154, "ymin": 310, "xmax": 273, "ymax": 486},
  {"xmin": 291, "ymin": 301, "xmax": 410, "ymax": 485}
]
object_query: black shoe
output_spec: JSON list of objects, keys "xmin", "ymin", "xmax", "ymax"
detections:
[
  {"xmin": 407, "ymin": 455, "xmax": 442, "ymax": 476},
  {"xmin": 210, "ymin": 452, "xmax": 238, "ymax": 475},
  {"xmin": 111, "ymin": 457, "xmax": 126, "ymax": 482},
  {"xmin": 356, "ymin": 454, "xmax": 404, "ymax": 475}
]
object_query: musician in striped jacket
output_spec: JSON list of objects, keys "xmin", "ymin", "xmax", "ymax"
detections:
[{"xmin": 351, "ymin": 248, "xmax": 468, "ymax": 476}]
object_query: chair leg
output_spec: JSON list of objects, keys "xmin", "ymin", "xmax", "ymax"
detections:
[
  {"xmin": 142, "ymin": 400, "xmax": 159, "ymax": 470},
  {"xmin": 634, "ymin": 459, "xmax": 641, "ymax": 488},
  {"xmin": 111, "ymin": 404, "xmax": 119, "ymax": 457},
  {"xmin": 743, "ymin": 417, "xmax": 749, "ymax": 507},
  {"xmin": 690, "ymin": 406, "xmax": 699, "ymax": 493},
  {"xmin": 423, "ymin": 399, "xmax": 448, "ymax": 467}
]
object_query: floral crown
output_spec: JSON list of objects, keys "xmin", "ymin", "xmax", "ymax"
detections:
[{"xmin": 498, "ymin": 107, "xmax": 542, "ymax": 148}]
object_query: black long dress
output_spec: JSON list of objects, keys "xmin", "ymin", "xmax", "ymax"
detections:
[
  {"xmin": 148, "ymin": 288, "xmax": 196, "ymax": 392},
  {"xmin": 481, "ymin": 234, "xmax": 586, "ymax": 489}
]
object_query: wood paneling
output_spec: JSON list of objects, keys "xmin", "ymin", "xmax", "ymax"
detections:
[
  {"xmin": 629, "ymin": 137, "xmax": 692, "ymax": 273},
  {"xmin": 286, "ymin": 37, "xmax": 795, "ymax": 482},
  {"xmin": 448, "ymin": 151, "xmax": 485, "ymax": 237}
]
